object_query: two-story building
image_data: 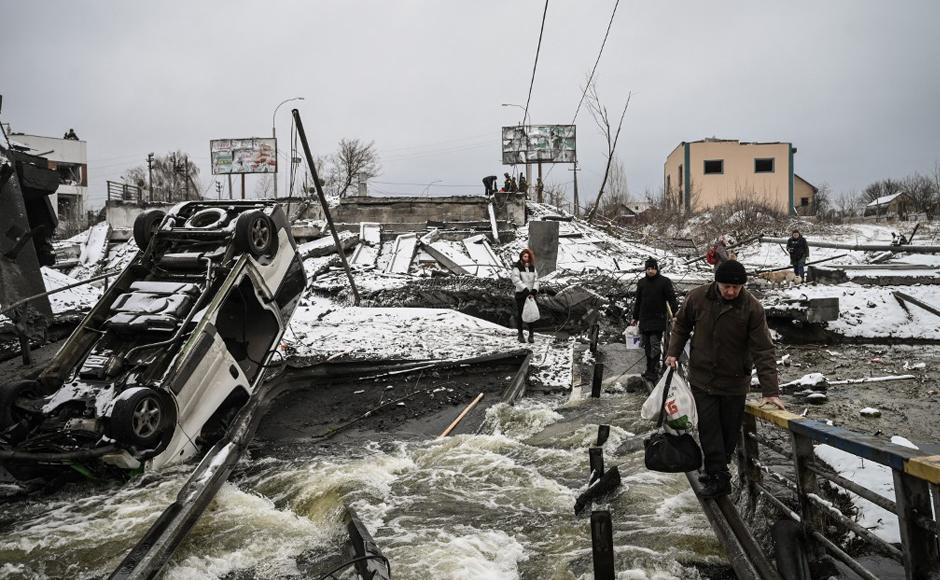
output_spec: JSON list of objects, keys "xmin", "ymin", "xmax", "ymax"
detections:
[
  {"xmin": 6, "ymin": 127, "xmax": 88, "ymax": 236},
  {"xmin": 664, "ymin": 138, "xmax": 817, "ymax": 216}
]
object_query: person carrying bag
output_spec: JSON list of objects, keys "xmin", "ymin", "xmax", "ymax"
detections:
[{"xmin": 643, "ymin": 367, "xmax": 702, "ymax": 473}]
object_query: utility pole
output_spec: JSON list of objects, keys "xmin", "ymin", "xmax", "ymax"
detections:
[
  {"xmin": 183, "ymin": 155, "xmax": 190, "ymax": 199},
  {"xmin": 146, "ymin": 153, "xmax": 154, "ymax": 202},
  {"xmin": 569, "ymin": 160, "xmax": 581, "ymax": 217},
  {"xmin": 537, "ymin": 160, "xmax": 544, "ymax": 203},
  {"xmin": 215, "ymin": 181, "xmax": 222, "ymax": 199},
  {"xmin": 227, "ymin": 174, "xmax": 233, "ymax": 199}
]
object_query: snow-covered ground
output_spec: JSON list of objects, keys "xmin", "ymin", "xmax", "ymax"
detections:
[
  {"xmin": 815, "ymin": 435, "xmax": 920, "ymax": 544},
  {"xmin": 284, "ymin": 296, "xmax": 572, "ymax": 389}
]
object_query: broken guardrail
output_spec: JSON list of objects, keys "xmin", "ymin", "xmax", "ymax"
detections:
[{"xmin": 740, "ymin": 402, "xmax": 940, "ymax": 579}]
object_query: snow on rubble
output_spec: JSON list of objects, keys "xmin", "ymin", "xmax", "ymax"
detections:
[{"xmin": 284, "ymin": 296, "xmax": 572, "ymax": 389}]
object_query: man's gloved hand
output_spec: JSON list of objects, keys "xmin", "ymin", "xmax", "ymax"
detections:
[{"xmin": 665, "ymin": 356, "xmax": 678, "ymax": 369}]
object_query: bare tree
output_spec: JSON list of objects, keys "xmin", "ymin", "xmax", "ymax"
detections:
[
  {"xmin": 595, "ymin": 157, "xmax": 631, "ymax": 220},
  {"xmin": 813, "ymin": 182, "xmax": 831, "ymax": 217},
  {"xmin": 255, "ymin": 174, "xmax": 274, "ymax": 198},
  {"xmin": 901, "ymin": 172, "xmax": 938, "ymax": 216},
  {"xmin": 861, "ymin": 178, "xmax": 902, "ymax": 204},
  {"xmin": 583, "ymin": 79, "xmax": 631, "ymax": 222},
  {"xmin": 330, "ymin": 138, "xmax": 381, "ymax": 198},
  {"xmin": 834, "ymin": 190, "xmax": 862, "ymax": 217},
  {"xmin": 121, "ymin": 150, "xmax": 201, "ymax": 201},
  {"xmin": 543, "ymin": 182, "xmax": 568, "ymax": 211}
]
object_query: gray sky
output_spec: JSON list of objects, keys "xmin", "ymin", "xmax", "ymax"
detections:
[{"xmin": 2, "ymin": 0, "xmax": 939, "ymax": 210}]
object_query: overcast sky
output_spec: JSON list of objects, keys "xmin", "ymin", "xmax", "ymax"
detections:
[{"xmin": 2, "ymin": 0, "xmax": 939, "ymax": 210}]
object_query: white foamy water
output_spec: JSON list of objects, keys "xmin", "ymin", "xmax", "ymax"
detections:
[{"xmin": 0, "ymin": 392, "xmax": 722, "ymax": 579}]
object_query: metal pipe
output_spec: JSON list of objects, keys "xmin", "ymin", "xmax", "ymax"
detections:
[
  {"xmin": 805, "ymin": 463, "xmax": 898, "ymax": 514},
  {"xmin": 805, "ymin": 492, "xmax": 904, "ymax": 562},
  {"xmin": 753, "ymin": 481, "xmax": 881, "ymax": 580},
  {"xmin": 0, "ymin": 269, "xmax": 122, "ymax": 317},
  {"xmin": 760, "ymin": 236, "xmax": 940, "ymax": 254},
  {"xmin": 438, "ymin": 392, "xmax": 484, "ymax": 438}
]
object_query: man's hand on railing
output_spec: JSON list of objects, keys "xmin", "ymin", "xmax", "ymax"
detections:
[{"xmin": 759, "ymin": 395, "xmax": 786, "ymax": 410}]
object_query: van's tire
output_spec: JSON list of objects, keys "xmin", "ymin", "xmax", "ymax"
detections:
[
  {"xmin": 133, "ymin": 209, "xmax": 166, "ymax": 249},
  {"xmin": 234, "ymin": 211, "xmax": 278, "ymax": 257},
  {"xmin": 107, "ymin": 388, "xmax": 175, "ymax": 449},
  {"xmin": 0, "ymin": 380, "xmax": 41, "ymax": 441}
]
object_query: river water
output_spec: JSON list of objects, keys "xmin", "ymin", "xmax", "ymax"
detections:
[{"xmin": 0, "ymin": 390, "xmax": 727, "ymax": 579}]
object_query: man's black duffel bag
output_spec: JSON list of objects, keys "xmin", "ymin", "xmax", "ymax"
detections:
[{"xmin": 643, "ymin": 368, "xmax": 702, "ymax": 473}]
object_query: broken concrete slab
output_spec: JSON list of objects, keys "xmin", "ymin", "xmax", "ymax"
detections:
[
  {"xmin": 359, "ymin": 222, "xmax": 381, "ymax": 245},
  {"xmin": 418, "ymin": 235, "xmax": 470, "ymax": 276},
  {"xmin": 462, "ymin": 234, "xmax": 502, "ymax": 278},
  {"xmin": 79, "ymin": 222, "xmax": 111, "ymax": 266},
  {"xmin": 528, "ymin": 221, "xmax": 560, "ymax": 275},
  {"xmin": 350, "ymin": 243, "xmax": 378, "ymax": 268},
  {"xmin": 297, "ymin": 230, "xmax": 359, "ymax": 259},
  {"xmin": 385, "ymin": 233, "xmax": 418, "ymax": 274}
]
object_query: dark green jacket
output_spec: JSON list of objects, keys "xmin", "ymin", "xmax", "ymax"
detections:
[{"xmin": 666, "ymin": 282, "xmax": 779, "ymax": 396}]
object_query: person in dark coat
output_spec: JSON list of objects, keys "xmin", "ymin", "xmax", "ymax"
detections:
[
  {"xmin": 503, "ymin": 173, "xmax": 513, "ymax": 192},
  {"xmin": 518, "ymin": 173, "xmax": 528, "ymax": 194},
  {"xmin": 510, "ymin": 248, "xmax": 539, "ymax": 343},
  {"xmin": 631, "ymin": 257, "xmax": 678, "ymax": 381},
  {"xmin": 786, "ymin": 229, "xmax": 809, "ymax": 280},
  {"xmin": 665, "ymin": 260, "xmax": 785, "ymax": 498},
  {"xmin": 483, "ymin": 175, "xmax": 498, "ymax": 196}
]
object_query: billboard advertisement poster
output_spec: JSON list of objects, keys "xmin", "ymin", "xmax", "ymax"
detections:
[
  {"xmin": 501, "ymin": 125, "xmax": 576, "ymax": 165},
  {"xmin": 210, "ymin": 138, "xmax": 277, "ymax": 174}
]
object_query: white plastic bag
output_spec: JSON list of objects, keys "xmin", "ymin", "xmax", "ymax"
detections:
[
  {"xmin": 522, "ymin": 295, "xmax": 540, "ymax": 323},
  {"xmin": 640, "ymin": 367, "xmax": 698, "ymax": 432},
  {"xmin": 623, "ymin": 325, "xmax": 642, "ymax": 350}
]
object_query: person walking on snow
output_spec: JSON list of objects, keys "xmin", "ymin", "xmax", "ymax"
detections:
[
  {"xmin": 510, "ymin": 248, "xmax": 539, "ymax": 343},
  {"xmin": 711, "ymin": 235, "xmax": 731, "ymax": 270},
  {"xmin": 665, "ymin": 260, "xmax": 785, "ymax": 498},
  {"xmin": 631, "ymin": 257, "xmax": 679, "ymax": 382},
  {"xmin": 786, "ymin": 229, "xmax": 809, "ymax": 281}
]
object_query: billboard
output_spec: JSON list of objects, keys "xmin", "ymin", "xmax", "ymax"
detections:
[
  {"xmin": 501, "ymin": 124, "xmax": 576, "ymax": 165},
  {"xmin": 210, "ymin": 138, "xmax": 277, "ymax": 175}
]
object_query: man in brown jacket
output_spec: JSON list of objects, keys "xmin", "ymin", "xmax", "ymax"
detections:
[{"xmin": 665, "ymin": 260, "xmax": 785, "ymax": 497}]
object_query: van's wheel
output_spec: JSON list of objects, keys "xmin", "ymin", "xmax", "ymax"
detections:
[
  {"xmin": 107, "ymin": 388, "xmax": 174, "ymax": 449},
  {"xmin": 133, "ymin": 209, "xmax": 166, "ymax": 249},
  {"xmin": 234, "ymin": 211, "xmax": 278, "ymax": 258},
  {"xmin": 0, "ymin": 380, "xmax": 40, "ymax": 442}
]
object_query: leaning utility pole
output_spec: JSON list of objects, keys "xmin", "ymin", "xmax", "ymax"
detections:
[
  {"xmin": 147, "ymin": 153, "xmax": 154, "ymax": 202},
  {"xmin": 569, "ymin": 161, "xmax": 580, "ymax": 217},
  {"xmin": 292, "ymin": 108, "xmax": 361, "ymax": 305}
]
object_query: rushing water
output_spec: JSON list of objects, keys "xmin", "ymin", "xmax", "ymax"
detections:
[{"xmin": 0, "ymin": 390, "xmax": 727, "ymax": 579}]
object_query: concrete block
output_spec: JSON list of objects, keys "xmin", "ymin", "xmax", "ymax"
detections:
[{"xmin": 528, "ymin": 220, "xmax": 559, "ymax": 275}]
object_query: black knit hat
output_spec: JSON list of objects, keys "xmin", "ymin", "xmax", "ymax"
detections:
[
  {"xmin": 645, "ymin": 257, "xmax": 658, "ymax": 270},
  {"xmin": 715, "ymin": 260, "xmax": 747, "ymax": 284}
]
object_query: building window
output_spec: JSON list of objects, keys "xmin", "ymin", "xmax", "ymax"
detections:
[
  {"xmin": 703, "ymin": 160, "xmax": 723, "ymax": 174},
  {"xmin": 678, "ymin": 164, "xmax": 683, "ymax": 187},
  {"xmin": 666, "ymin": 175, "xmax": 671, "ymax": 192},
  {"xmin": 800, "ymin": 197, "xmax": 809, "ymax": 207},
  {"xmin": 755, "ymin": 158, "xmax": 774, "ymax": 173}
]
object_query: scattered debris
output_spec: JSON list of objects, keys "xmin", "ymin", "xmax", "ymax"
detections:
[{"xmin": 860, "ymin": 407, "xmax": 882, "ymax": 418}]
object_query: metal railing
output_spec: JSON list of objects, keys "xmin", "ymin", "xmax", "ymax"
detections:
[{"xmin": 738, "ymin": 402, "xmax": 940, "ymax": 580}]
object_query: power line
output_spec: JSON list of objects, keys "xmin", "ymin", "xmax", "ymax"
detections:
[
  {"xmin": 522, "ymin": 0, "xmax": 550, "ymax": 126},
  {"xmin": 571, "ymin": 0, "xmax": 621, "ymax": 124}
]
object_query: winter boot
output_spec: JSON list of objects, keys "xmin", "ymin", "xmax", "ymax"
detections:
[
  {"xmin": 641, "ymin": 357, "xmax": 655, "ymax": 381},
  {"xmin": 527, "ymin": 330, "xmax": 534, "ymax": 343},
  {"xmin": 517, "ymin": 329, "xmax": 526, "ymax": 343},
  {"xmin": 699, "ymin": 471, "xmax": 732, "ymax": 498}
]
